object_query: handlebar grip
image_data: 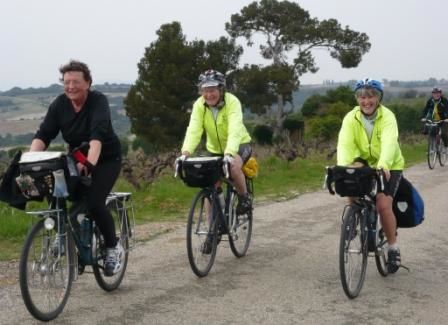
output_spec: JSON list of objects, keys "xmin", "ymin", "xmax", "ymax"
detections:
[
  {"xmin": 223, "ymin": 160, "xmax": 230, "ymax": 179},
  {"xmin": 72, "ymin": 150, "xmax": 87, "ymax": 164}
]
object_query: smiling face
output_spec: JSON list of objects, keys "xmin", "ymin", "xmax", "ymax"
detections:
[
  {"xmin": 355, "ymin": 88, "xmax": 381, "ymax": 116},
  {"xmin": 62, "ymin": 71, "xmax": 90, "ymax": 105},
  {"xmin": 201, "ymin": 86, "xmax": 221, "ymax": 107}
]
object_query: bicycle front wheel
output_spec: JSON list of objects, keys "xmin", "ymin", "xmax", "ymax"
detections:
[
  {"xmin": 19, "ymin": 219, "xmax": 75, "ymax": 321},
  {"xmin": 186, "ymin": 189, "xmax": 218, "ymax": 277},
  {"xmin": 438, "ymin": 135, "xmax": 447, "ymax": 166},
  {"xmin": 428, "ymin": 135, "xmax": 437, "ymax": 169},
  {"xmin": 339, "ymin": 205, "xmax": 368, "ymax": 299},
  {"xmin": 93, "ymin": 199, "xmax": 130, "ymax": 291},
  {"xmin": 375, "ymin": 226, "xmax": 389, "ymax": 277},
  {"xmin": 228, "ymin": 191, "xmax": 253, "ymax": 257}
]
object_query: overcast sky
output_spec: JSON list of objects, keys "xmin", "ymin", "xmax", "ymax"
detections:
[{"xmin": 1, "ymin": 0, "xmax": 446, "ymax": 91}]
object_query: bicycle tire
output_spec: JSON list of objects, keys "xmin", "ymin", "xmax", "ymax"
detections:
[
  {"xmin": 428, "ymin": 135, "xmax": 437, "ymax": 169},
  {"xmin": 438, "ymin": 135, "xmax": 447, "ymax": 166},
  {"xmin": 92, "ymin": 199, "xmax": 130, "ymax": 291},
  {"xmin": 375, "ymin": 226, "xmax": 389, "ymax": 277},
  {"xmin": 228, "ymin": 190, "xmax": 253, "ymax": 257},
  {"xmin": 19, "ymin": 219, "xmax": 75, "ymax": 321},
  {"xmin": 339, "ymin": 205, "xmax": 368, "ymax": 299},
  {"xmin": 186, "ymin": 189, "xmax": 218, "ymax": 277}
]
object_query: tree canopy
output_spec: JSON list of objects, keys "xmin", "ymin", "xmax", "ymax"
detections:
[
  {"xmin": 226, "ymin": 0, "xmax": 371, "ymax": 131},
  {"xmin": 124, "ymin": 22, "xmax": 242, "ymax": 150}
]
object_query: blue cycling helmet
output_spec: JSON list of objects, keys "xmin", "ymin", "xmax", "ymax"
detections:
[
  {"xmin": 354, "ymin": 78, "xmax": 384, "ymax": 93},
  {"xmin": 198, "ymin": 69, "xmax": 226, "ymax": 88}
]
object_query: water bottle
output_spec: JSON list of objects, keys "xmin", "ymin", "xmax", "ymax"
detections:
[
  {"xmin": 217, "ymin": 187, "xmax": 226, "ymax": 214},
  {"xmin": 77, "ymin": 214, "xmax": 91, "ymax": 248}
]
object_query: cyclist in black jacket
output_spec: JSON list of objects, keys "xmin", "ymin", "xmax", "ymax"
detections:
[
  {"xmin": 421, "ymin": 87, "xmax": 448, "ymax": 146},
  {"xmin": 29, "ymin": 60, "xmax": 123, "ymax": 277}
]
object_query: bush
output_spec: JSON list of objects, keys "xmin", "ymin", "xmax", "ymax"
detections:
[{"xmin": 253, "ymin": 125, "xmax": 273, "ymax": 145}]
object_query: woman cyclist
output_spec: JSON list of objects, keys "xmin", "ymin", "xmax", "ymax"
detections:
[
  {"xmin": 179, "ymin": 69, "xmax": 252, "ymax": 215},
  {"xmin": 337, "ymin": 78, "xmax": 405, "ymax": 273},
  {"xmin": 29, "ymin": 60, "xmax": 123, "ymax": 276}
]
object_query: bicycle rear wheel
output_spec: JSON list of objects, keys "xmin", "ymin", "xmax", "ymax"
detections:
[
  {"xmin": 438, "ymin": 135, "xmax": 447, "ymax": 166},
  {"xmin": 428, "ymin": 135, "xmax": 437, "ymax": 169},
  {"xmin": 186, "ymin": 189, "xmax": 218, "ymax": 277},
  {"xmin": 19, "ymin": 219, "xmax": 75, "ymax": 321},
  {"xmin": 92, "ymin": 199, "xmax": 130, "ymax": 291},
  {"xmin": 339, "ymin": 205, "xmax": 368, "ymax": 299},
  {"xmin": 228, "ymin": 191, "xmax": 253, "ymax": 257}
]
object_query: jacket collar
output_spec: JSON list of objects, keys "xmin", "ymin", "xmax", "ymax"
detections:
[{"xmin": 354, "ymin": 104, "xmax": 384, "ymax": 122}]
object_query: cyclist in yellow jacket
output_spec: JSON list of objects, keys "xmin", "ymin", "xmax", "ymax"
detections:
[
  {"xmin": 179, "ymin": 69, "xmax": 252, "ymax": 215},
  {"xmin": 337, "ymin": 78, "xmax": 405, "ymax": 273}
]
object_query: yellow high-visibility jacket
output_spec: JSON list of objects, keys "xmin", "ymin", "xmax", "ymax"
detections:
[{"xmin": 337, "ymin": 105, "xmax": 405, "ymax": 170}]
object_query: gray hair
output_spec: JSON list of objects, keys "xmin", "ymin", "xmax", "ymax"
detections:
[{"xmin": 355, "ymin": 87, "xmax": 382, "ymax": 99}]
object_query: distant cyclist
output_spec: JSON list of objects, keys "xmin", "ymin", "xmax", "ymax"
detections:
[
  {"xmin": 178, "ymin": 69, "xmax": 252, "ymax": 215},
  {"xmin": 337, "ymin": 78, "xmax": 405, "ymax": 273},
  {"xmin": 421, "ymin": 87, "xmax": 448, "ymax": 147}
]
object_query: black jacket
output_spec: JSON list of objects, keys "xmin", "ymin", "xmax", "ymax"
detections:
[{"xmin": 422, "ymin": 96, "xmax": 448, "ymax": 120}]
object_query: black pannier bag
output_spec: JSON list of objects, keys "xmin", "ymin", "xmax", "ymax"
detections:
[
  {"xmin": 332, "ymin": 166, "xmax": 376, "ymax": 197},
  {"xmin": 16, "ymin": 152, "xmax": 71, "ymax": 201},
  {"xmin": 393, "ymin": 177, "xmax": 425, "ymax": 228},
  {"xmin": 181, "ymin": 156, "xmax": 223, "ymax": 188}
]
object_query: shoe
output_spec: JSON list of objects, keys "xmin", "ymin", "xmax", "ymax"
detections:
[
  {"xmin": 104, "ymin": 241, "xmax": 124, "ymax": 276},
  {"xmin": 236, "ymin": 194, "xmax": 252, "ymax": 215},
  {"xmin": 387, "ymin": 247, "xmax": 401, "ymax": 274},
  {"xmin": 51, "ymin": 234, "xmax": 65, "ymax": 257}
]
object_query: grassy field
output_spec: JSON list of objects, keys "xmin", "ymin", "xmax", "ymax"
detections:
[{"xmin": 0, "ymin": 141, "xmax": 427, "ymax": 260}]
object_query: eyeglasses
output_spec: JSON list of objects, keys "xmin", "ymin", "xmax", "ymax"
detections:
[{"xmin": 62, "ymin": 79, "xmax": 83, "ymax": 87}]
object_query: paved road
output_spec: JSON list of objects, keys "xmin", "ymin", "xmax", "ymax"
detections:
[{"xmin": 1, "ymin": 163, "xmax": 448, "ymax": 324}]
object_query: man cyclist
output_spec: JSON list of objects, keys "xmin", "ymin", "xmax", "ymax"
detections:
[
  {"xmin": 421, "ymin": 87, "xmax": 448, "ymax": 147},
  {"xmin": 179, "ymin": 69, "xmax": 252, "ymax": 215},
  {"xmin": 337, "ymin": 78, "xmax": 405, "ymax": 273}
]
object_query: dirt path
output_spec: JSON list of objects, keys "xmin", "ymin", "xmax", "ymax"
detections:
[{"xmin": 1, "ymin": 162, "xmax": 448, "ymax": 324}]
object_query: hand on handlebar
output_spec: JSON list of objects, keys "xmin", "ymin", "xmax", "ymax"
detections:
[
  {"xmin": 174, "ymin": 155, "xmax": 187, "ymax": 178},
  {"xmin": 222, "ymin": 155, "xmax": 233, "ymax": 178}
]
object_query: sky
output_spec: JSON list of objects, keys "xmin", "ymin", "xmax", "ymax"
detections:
[{"xmin": 1, "ymin": 0, "xmax": 446, "ymax": 91}]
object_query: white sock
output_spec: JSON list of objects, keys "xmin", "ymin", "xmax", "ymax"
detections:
[{"xmin": 389, "ymin": 243, "xmax": 399, "ymax": 251}]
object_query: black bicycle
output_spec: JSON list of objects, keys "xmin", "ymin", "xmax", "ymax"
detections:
[
  {"xmin": 16, "ymin": 149, "xmax": 135, "ymax": 321},
  {"xmin": 325, "ymin": 166, "xmax": 389, "ymax": 299},
  {"xmin": 424, "ymin": 119, "xmax": 447, "ymax": 169},
  {"xmin": 176, "ymin": 156, "xmax": 254, "ymax": 277}
]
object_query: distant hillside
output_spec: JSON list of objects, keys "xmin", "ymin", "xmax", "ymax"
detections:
[
  {"xmin": 0, "ymin": 83, "xmax": 131, "ymax": 148},
  {"xmin": 1, "ymin": 78, "xmax": 447, "ymax": 148}
]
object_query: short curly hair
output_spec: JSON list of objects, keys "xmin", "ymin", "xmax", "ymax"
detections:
[{"xmin": 59, "ymin": 60, "xmax": 92, "ymax": 86}]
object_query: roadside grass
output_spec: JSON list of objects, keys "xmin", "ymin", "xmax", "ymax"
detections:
[{"xmin": 0, "ymin": 140, "xmax": 427, "ymax": 260}]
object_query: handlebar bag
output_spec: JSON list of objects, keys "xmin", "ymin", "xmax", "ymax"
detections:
[
  {"xmin": 16, "ymin": 152, "xmax": 68, "ymax": 200},
  {"xmin": 181, "ymin": 156, "xmax": 223, "ymax": 188},
  {"xmin": 332, "ymin": 166, "xmax": 376, "ymax": 197}
]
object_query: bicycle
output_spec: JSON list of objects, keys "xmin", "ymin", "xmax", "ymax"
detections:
[
  {"xmin": 423, "ymin": 119, "xmax": 447, "ymax": 169},
  {"xmin": 16, "ymin": 149, "xmax": 135, "ymax": 321},
  {"xmin": 325, "ymin": 165, "xmax": 389, "ymax": 299},
  {"xmin": 175, "ymin": 156, "xmax": 254, "ymax": 277}
]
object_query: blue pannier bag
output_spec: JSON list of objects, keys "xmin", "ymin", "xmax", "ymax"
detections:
[{"xmin": 392, "ymin": 177, "xmax": 424, "ymax": 228}]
